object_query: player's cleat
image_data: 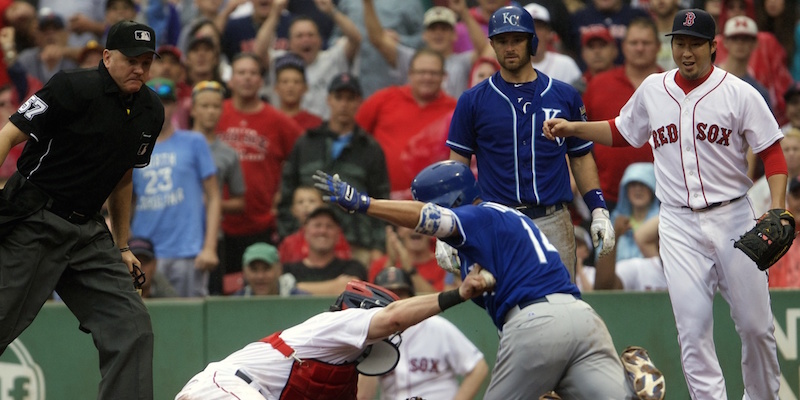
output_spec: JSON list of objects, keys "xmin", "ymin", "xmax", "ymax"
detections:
[{"xmin": 621, "ymin": 346, "xmax": 665, "ymax": 400}]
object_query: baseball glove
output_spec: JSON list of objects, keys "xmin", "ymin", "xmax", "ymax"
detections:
[{"xmin": 734, "ymin": 209, "xmax": 796, "ymax": 271}]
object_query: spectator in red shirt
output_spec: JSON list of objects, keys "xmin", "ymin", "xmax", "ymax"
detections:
[
  {"xmin": 581, "ymin": 17, "xmax": 660, "ymax": 210},
  {"xmin": 356, "ymin": 49, "xmax": 457, "ymax": 199},
  {"xmin": 272, "ymin": 53, "xmax": 323, "ymax": 130},
  {"xmin": 578, "ymin": 25, "xmax": 618, "ymax": 91},
  {"xmin": 216, "ymin": 53, "xmax": 304, "ymax": 280}
]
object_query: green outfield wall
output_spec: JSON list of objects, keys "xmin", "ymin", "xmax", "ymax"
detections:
[{"xmin": 1, "ymin": 290, "xmax": 798, "ymax": 399}]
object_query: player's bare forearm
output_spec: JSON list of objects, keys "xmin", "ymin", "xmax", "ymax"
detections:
[
  {"xmin": 361, "ymin": 0, "xmax": 398, "ymax": 67},
  {"xmin": 543, "ymin": 119, "xmax": 613, "ymax": 145},
  {"xmin": 569, "ymin": 153, "xmax": 603, "ymax": 197},
  {"xmin": 367, "ymin": 269, "xmax": 488, "ymax": 339},
  {"xmin": 367, "ymin": 199, "xmax": 427, "ymax": 231},
  {"xmin": 454, "ymin": 358, "xmax": 489, "ymax": 400},
  {"xmin": 0, "ymin": 121, "xmax": 28, "ymax": 165},
  {"xmin": 108, "ymin": 169, "xmax": 136, "ymax": 272},
  {"xmin": 766, "ymin": 173, "xmax": 788, "ymax": 211}
]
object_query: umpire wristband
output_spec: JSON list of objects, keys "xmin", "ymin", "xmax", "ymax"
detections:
[
  {"xmin": 438, "ymin": 289, "xmax": 465, "ymax": 312},
  {"xmin": 583, "ymin": 189, "xmax": 608, "ymax": 211}
]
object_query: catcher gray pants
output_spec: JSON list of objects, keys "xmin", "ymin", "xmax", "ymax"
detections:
[{"xmin": 0, "ymin": 206, "xmax": 154, "ymax": 400}]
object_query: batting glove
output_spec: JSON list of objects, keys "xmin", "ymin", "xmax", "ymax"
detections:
[
  {"xmin": 434, "ymin": 239, "xmax": 461, "ymax": 274},
  {"xmin": 591, "ymin": 208, "xmax": 615, "ymax": 257},
  {"xmin": 312, "ymin": 170, "xmax": 371, "ymax": 213}
]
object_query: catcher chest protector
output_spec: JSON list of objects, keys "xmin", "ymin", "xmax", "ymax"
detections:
[{"xmin": 261, "ymin": 332, "xmax": 359, "ymax": 400}]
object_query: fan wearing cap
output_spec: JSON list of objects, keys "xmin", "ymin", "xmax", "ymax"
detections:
[
  {"xmin": 272, "ymin": 53, "xmax": 323, "ymax": 130},
  {"xmin": 358, "ymin": 267, "xmax": 488, "ymax": 400},
  {"xmin": 524, "ymin": 3, "xmax": 582, "ymax": 88},
  {"xmin": 718, "ymin": 16, "xmax": 772, "ymax": 109},
  {"xmin": 131, "ymin": 77, "xmax": 221, "ymax": 297},
  {"xmin": 277, "ymin": 73, "xmax": 389, "ymax": 267},
  {"xmin": 363, "ymin": 0, "xmax": 482, "ymax": 99},
  {"xmin": 581, "ymin": 17, "xmax": 660, "ymax": 210},
  {"xmin": 235, "ymin": 242, "xmax": 300, "ymax": 296},
  {"xmin": 128, "ymin": 237, "xmax": 178, "ymax": 298},
  {"xmin": 258, "ymin": 0, "xmax": 361, "ymax": 120},
  {"xmin": 0, "ymin": 19, "xmax": 163, "ymax": 399},
  {"xmin": 175, "ymin": 274, "xmax": 489, "ymax": 399},
  {"xmin": 282, "ymin": 206, "xmax": 369, "ymax": 295},
  {"xmin": 17, "ymin": 10, "xmax": 77, "ymax": 84},
  {"xmin": 578, "ymin": 25, "xmax": 617, "ymax": 86},
  {"xmin": 544, "ymin": 8, "xmax": 787, "ymax": 399},
  {"xmin": 568, "ymin": 0, "xmax": 650, "ymax": 67}
]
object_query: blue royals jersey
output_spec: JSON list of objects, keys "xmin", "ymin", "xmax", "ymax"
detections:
[
  {"xmin": 443, "ymin": 202, "xmax": 580, "ymax": 330},
  {"xmin": 447, "ymin": 71, "xmax": 592, "ymax": 206}
]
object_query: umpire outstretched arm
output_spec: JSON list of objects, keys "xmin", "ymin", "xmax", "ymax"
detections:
[{"xmin": 0, "ymin": 122, "xmax": 29, "ymax": 165}]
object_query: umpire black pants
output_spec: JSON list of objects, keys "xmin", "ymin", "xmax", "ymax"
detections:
[{"xmin": 0, "ymin": 202, "xmax": 154, "ymax": 399}]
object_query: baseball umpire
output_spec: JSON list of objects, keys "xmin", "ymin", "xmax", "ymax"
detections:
[
  {"xmin": 447, "ymin": 5, "xmax": 615, "ymax": 281},
  {"xmin": 0, "ymin": 20, "xmax": 163, "ymax": 399},
  {"xmin": 314, "ymin": 162, "xmax": 665, "ymax": 399}
]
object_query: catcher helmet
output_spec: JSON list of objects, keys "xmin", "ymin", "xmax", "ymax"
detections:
[
  {"xmin": 411, "ymin": 160, "xmax": 480, "ymax": 208},
  {"xmin": 488, "ymin": 5, "xmax": 538, "ymax": 55},
  {"xmin": 330, "ymin": 280, "xmax": 399, "ymax": 311},
  {"xmin": 375, "ymin": 267, "xmax": 415, "ymax": 297}
]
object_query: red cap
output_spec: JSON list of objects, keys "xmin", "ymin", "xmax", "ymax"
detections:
[
  {"xmin": 581, "ymin": 25, "xmax": 614, "ymax": 47},
  {"xmin": 157, "ymin": 44, "xmax": 182, "ymax": 61}
]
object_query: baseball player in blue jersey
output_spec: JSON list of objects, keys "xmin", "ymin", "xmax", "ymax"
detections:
[
  {"xmin": 448, "ymin": 5, "xmax": 614, "ymax": 281},
  {"xmin": 313, "ymin": 161, "xmax": 665, "ymax": 399}
]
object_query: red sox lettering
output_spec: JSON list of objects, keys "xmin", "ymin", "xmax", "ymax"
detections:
[{"xmin": 651, "ymin": 122, "xmax": 732, "ymax": 149}]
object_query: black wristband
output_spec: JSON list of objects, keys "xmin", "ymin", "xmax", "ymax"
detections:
[
  {"xmin": 119, "ymin": 247, "xmax": 130, "ymax": 253},
  {"xmin": 438, "ymin": 289, "xmax": 465, "ymax": 312}
]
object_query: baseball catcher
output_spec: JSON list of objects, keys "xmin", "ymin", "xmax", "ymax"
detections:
[{"xmin": 734, "ymin": 209, "xmax": 796, "ymax": 270}]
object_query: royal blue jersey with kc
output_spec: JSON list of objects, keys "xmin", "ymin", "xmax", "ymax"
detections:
[
  {"xmin": 447, "ymin": 71, "xmax": 591, "ymax": 206},
  {"xmin": 443, "ymin": 202, "xmax": 580, "ymax": 330}
]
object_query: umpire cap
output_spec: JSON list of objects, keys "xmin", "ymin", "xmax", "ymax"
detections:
[
  {"xmin": 666, "ymin": 9, "xmax": 716, "ymax": 41},
  {"xmin": 375, "ymin": 267, "xmax": 415, "ymax": 297},
  {"xmin": 106, "ymin": 20, "xmax": 158, "ymax": 58}
]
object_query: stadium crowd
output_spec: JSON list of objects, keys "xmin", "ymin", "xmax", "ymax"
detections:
[{"xmin": 1, "ymin": 0, "xmax": 799, "ymax": 295}]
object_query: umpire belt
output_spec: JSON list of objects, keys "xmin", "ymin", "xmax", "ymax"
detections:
[
  {"xmin": 514, "ymin": 202, "xmax": 565, "ymax": 219},
  {"xmin": 7, "ymin": 173, "xmax": 95, "ymax": 224},
  {"xmin": 504, "ymin": 293, "xmax": 579, "ymax": 324}
]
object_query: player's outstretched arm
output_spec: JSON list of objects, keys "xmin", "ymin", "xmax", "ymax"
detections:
[
  {"xmin": 543, "ymin": 118, "xmax": 614, "ymax": 146},
  {"xmin": 367, "ymin": 268, "xmax": 490, "ymax": 340}
]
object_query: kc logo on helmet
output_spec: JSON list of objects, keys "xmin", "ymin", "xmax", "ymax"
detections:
[
  {"xmin": 683, "ymin": 11, "xmax": 696, "ymax": 26},
  {"xmin": 134, "ymin": 30, "xmax": 151, "ymax": 41},
  {"xmin": 502, "ymin": 13, "xmax": 520, "ymax": 26}
]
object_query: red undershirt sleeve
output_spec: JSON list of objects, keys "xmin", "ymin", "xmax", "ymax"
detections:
[
  {"xmin": 607, "ymin": 119, "xmax": 629, "ymax": 148},
  {"xmin": 758, "ymin": 141, "xmax": 788, "ymax": 178}
]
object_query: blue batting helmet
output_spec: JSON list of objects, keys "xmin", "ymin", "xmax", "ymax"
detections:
[
  {"xmin": 411, "ymin": 160, "xmax": 480, "ymax": 208},
  {"xmin": 488, "ymin": 5, "xmax": 538, "ymax": 55}
]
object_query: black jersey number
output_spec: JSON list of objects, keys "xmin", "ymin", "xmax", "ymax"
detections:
[{"xmin": 18, "ymin": 95, "xmax": 48, "ymax": 120}]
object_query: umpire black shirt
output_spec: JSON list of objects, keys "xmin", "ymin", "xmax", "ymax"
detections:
[{"xmin": 9, "ymin": 61, "xmax": 164, "ymax": 215}]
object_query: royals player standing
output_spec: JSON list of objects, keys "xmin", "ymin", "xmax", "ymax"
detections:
[
  {"xmin": 545, "ymin": 9, "xmax": 785, "ymax": 399},
  {"xmin": 447, "ymin": 5, "xmax": 614, "ymax": 281}
]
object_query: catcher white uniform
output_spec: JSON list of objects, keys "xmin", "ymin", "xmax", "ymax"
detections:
[{"xmin": 175, "ymin": 308, "xmax": 383, "ymax": 400}]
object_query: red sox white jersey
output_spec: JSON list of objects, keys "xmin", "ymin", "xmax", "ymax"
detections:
[
  {"xmin": 613, "ymin": 67, "xmax": 782, "ymax": 209},
  {"xmin": 175, "ymin": 308, "xmax": 382, "ymax": 400},
  {"xmin": 376, "ymin": 316, "xmax": 484, "ymax": 400},
  {"xmin": 611, "ymin": 66, "xmax": 782, "ymax": 399}
]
